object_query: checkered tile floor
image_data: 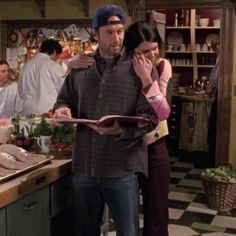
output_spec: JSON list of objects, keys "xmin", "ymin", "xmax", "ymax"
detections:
[{"xmin": 106, "ymin": 156, "xmax": 236, "ymax": 236}]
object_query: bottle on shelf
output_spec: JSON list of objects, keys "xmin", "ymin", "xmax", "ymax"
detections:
[
  {"xmin": 180, "ymin": 9, "xmax": 185, "ymax": 26},
  {"xmin": 174, "ymin": 12, "xmax": 178, "ymax": 27},
  {"xmin": 185, "ymin": 10, "xmax": 190, "ymax": 26}
]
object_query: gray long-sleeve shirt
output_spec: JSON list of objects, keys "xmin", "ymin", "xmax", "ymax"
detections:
[{"xmin": 54, "ymin": 51, "xmax": 157, "ymax": 178}]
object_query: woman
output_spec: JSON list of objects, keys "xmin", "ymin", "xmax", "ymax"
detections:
[
  {"xmin": 69, "ymin": 21, "xmax": 172, "ymax": 236},
  {"xmin": 124, "ymin": 21, "xmax": 172, "ymax": 236}
]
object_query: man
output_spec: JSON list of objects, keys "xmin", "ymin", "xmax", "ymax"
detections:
[
  {"xmin": 0, "ymin": 60, "xmax": 22, "ymax": 118},
  {"xmin": 53, "ymin": 5, "xmax": 157, "ymax": 236},
  {"xmin": 18, "ymin": 39, "xmax": 66, "ymax": 115}
]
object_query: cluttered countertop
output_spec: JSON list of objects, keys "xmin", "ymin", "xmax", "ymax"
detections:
[
  {"xmin": 173, "ymin": 87, "xmax": 214, "ymax": 102},
  {"xmin": 0, "ymin": 114, "xmax": 74, "ymax": 208},
  {"xmin": 0, "ymin": 156, "xmax": 72, "ymax": 208},
  {"xmin": 174, "ymin": 92, "xmax": 214, "ymax": 102},
  {"xmin": 172, "ymin": 75, "xmax": 215, "ymax": 102}
]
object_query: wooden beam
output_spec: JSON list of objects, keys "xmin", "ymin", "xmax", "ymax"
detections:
[
  {"xmin": 80, "ymin": 0, "xmax": 89, "ymax": 17},
  {"xmin": 34, "ymin": 0, "xmax": 45, "ymax": 18},
  {"xmin": 125, "ymin": 0, "xmax": 132, "ymax": 16},
  {"xmin": 215, "ymin": 7, "xmax": 235, "ymax": 166},
  {"xmin": 125, "ymin": 0, "xmax": 145, "ymax": 20},
  {"xmin": 230, "ymin": 0, "xmax": 236, "ymax": 8},
  {"xmin": 145, "ymin": 0, "xmax": 222, "ymax": 9}
]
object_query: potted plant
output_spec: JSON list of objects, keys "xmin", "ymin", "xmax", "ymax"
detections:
[
  {"xmin": 33, "ymin": 118, "xmax": 53, "ymax": 153},
  {"xmin": 201, "ymin": 165, "xmax": 236, "ymax": 212},
  {"xmin": 33, "ymin": 118, "xmax": 53, "ymax": 137},
  {"xmin": 50, "ymin": 124, "xmax": 75, "ymax": 155}
]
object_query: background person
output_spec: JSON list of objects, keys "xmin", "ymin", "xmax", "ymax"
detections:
[
  {"xmin": 207, "ymin": 38, "xmax": 220, "ymax": 167},
  {"xmin": 18, "ymin": 39, "xmax": 66, "ymax": 115},
  {"xmin": 53, "ymin": 5, "xmax": 157, "ymax": 236},
  {"xmin": 0, "ymin": 60, "xmax": 22, "ymax": 118}
]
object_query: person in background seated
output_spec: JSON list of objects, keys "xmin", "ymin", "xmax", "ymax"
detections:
[
  {"xmin": 0, "ymin": 60, "xmax": 22, "ymax": 118},
  {"xmin": 209, "ymin": 38, "xmax": 219, "ymax": 94},
  {"xmin": 124, "ymin": 21, "xmax": 172, "ymax": 236},
  {"xmin": 18, "ymin": 39, "xmax": 66, "ymax": 115}
]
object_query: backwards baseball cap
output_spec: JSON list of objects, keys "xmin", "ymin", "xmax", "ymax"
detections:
[{"xmin": 92, "ymin": 5, "xmax": 126, "ymax": 29}]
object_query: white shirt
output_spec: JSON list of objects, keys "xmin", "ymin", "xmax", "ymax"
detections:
[
  {"xmin": 18, "ymin": 53, "xmax": 66, "ymax": 115},
  {"xmin": 0, "ymin": 81, "xmax": 23, "ymax": 118}
]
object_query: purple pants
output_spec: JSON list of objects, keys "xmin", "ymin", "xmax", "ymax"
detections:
[{"xmin": 139, "ymin": 138, "xmax": 170, "ymax": 236}]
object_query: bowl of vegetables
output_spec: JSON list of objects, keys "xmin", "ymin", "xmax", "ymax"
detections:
[{"xmin": 201, "ymin": 165, "xmax": 236, "ymax": 212}]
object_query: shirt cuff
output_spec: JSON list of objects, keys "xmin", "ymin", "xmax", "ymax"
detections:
[
  {"xmin": 147, "ymin": 94, "xmax": 163, "ymax": 103},
  {"xmin": 143, "ymin": 81, "xmax": 161, "ymax": 97}
]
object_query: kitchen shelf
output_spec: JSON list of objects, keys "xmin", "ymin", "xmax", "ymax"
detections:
[
  {"xmin": 165, "ymin": 8, "xmax": 221, "ymax": 86},
  {"xmin": 166, "ymin": 26, "xmax": 191, "ymax": 29},
  {"xmin": 195, "ymin": 27, "xmax": 220, "ymax": 29},
  {"xmin": 172, "ymin": 65, "xmax": 194, "ymax": 67},
  {"xmin": 166, "ymin": 51, "xmax": 192, "ymax": 53},
  {"xmin": 196, "ymin": 51, "xmax": 215, "ymax": 54},
  {"xmin": 197, "ymin": 65, "xmax": 215, "ymax": 68}
]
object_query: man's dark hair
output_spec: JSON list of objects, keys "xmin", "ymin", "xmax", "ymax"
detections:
[
  {"xmin": 0, "ymin": 60, "xmax": 9, "ymax": 66},
  {"xmin": 40, "ymin": 39, "xmax": 62, "ymax": 55}
]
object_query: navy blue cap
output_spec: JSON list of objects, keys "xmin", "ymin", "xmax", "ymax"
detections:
[{"xmin": 92, "ymin": 5, "xmax": 126, "ymax": 29}]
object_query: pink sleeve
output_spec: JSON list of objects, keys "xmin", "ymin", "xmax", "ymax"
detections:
[
  {"xmin": 158, "ymin": 59, "xmax": 172, "ymax": 96},
  {"xmin": 150, "ymin": 99, "xmax": 170, "ymax": 121},
  {"xmin": 143, "ymin": 81, "xmax": 170, "ymax": 121}
]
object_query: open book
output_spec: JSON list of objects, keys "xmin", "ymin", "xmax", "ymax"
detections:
[{"xmin": 53, "ymin": 115, "xmax": 153, "ymax": 127}]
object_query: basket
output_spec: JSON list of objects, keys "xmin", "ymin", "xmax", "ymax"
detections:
[{"xmin": 201, "ymin": 175, "xmax": 236, "ymax": 212}]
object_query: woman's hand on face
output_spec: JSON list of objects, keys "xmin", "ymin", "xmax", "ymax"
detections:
[{"xmin": 132, "ymin": 54, "xmax": 153, "ymax": 87}]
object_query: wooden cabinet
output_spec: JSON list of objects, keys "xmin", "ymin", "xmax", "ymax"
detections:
[
  {"xmin": 7, "ymin": 187, "xmax": 50, "ymax": 236},
  {"xmin": 0, "ymin": 159, "xmax": 73, "ymax": 236},
  {"xmin": 0, "ymin": 177, "xmax": 74, "ymax": 236},
  {"xmin": 0, "ymin": 208, "xmax": 6, "ymax": 236},
  {"xmin": 165, "ymin": 9, "xmax": 220, "ymax": 86}
]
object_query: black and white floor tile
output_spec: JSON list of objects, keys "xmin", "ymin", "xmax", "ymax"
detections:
[{"xmin": 105, "ymin": 156, "xmax": 236, "ymax": 236}]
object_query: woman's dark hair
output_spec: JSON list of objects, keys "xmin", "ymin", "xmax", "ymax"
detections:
[
  {"xmin": 124, "ymin": 21, "xmax": 164, "ymax": 56},
  {"xmin": 40, "ymin": 39, "xmax": 62, "ymax": 55}
]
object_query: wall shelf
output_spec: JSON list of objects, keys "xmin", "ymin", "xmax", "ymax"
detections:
[{"xmin": 165, "ymin": 8, "xmax": 220, "ymax": 85}]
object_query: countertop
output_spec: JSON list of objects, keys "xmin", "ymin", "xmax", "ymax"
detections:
[
  {"xmin": 173, "ymin": 92, "xmax": 214, "ymax": 102},
  {"xmin": 0, "ymin": 156, "xmax": 72, "ymax": 208}
]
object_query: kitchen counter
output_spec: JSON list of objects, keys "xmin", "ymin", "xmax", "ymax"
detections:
[
  {"xmin": 173, "ymin": 92, "xmax": 214, "ymax": 102},
  {"xmin": 0, "ymin": 156, "xmax": 72, "ymax": 208}
]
